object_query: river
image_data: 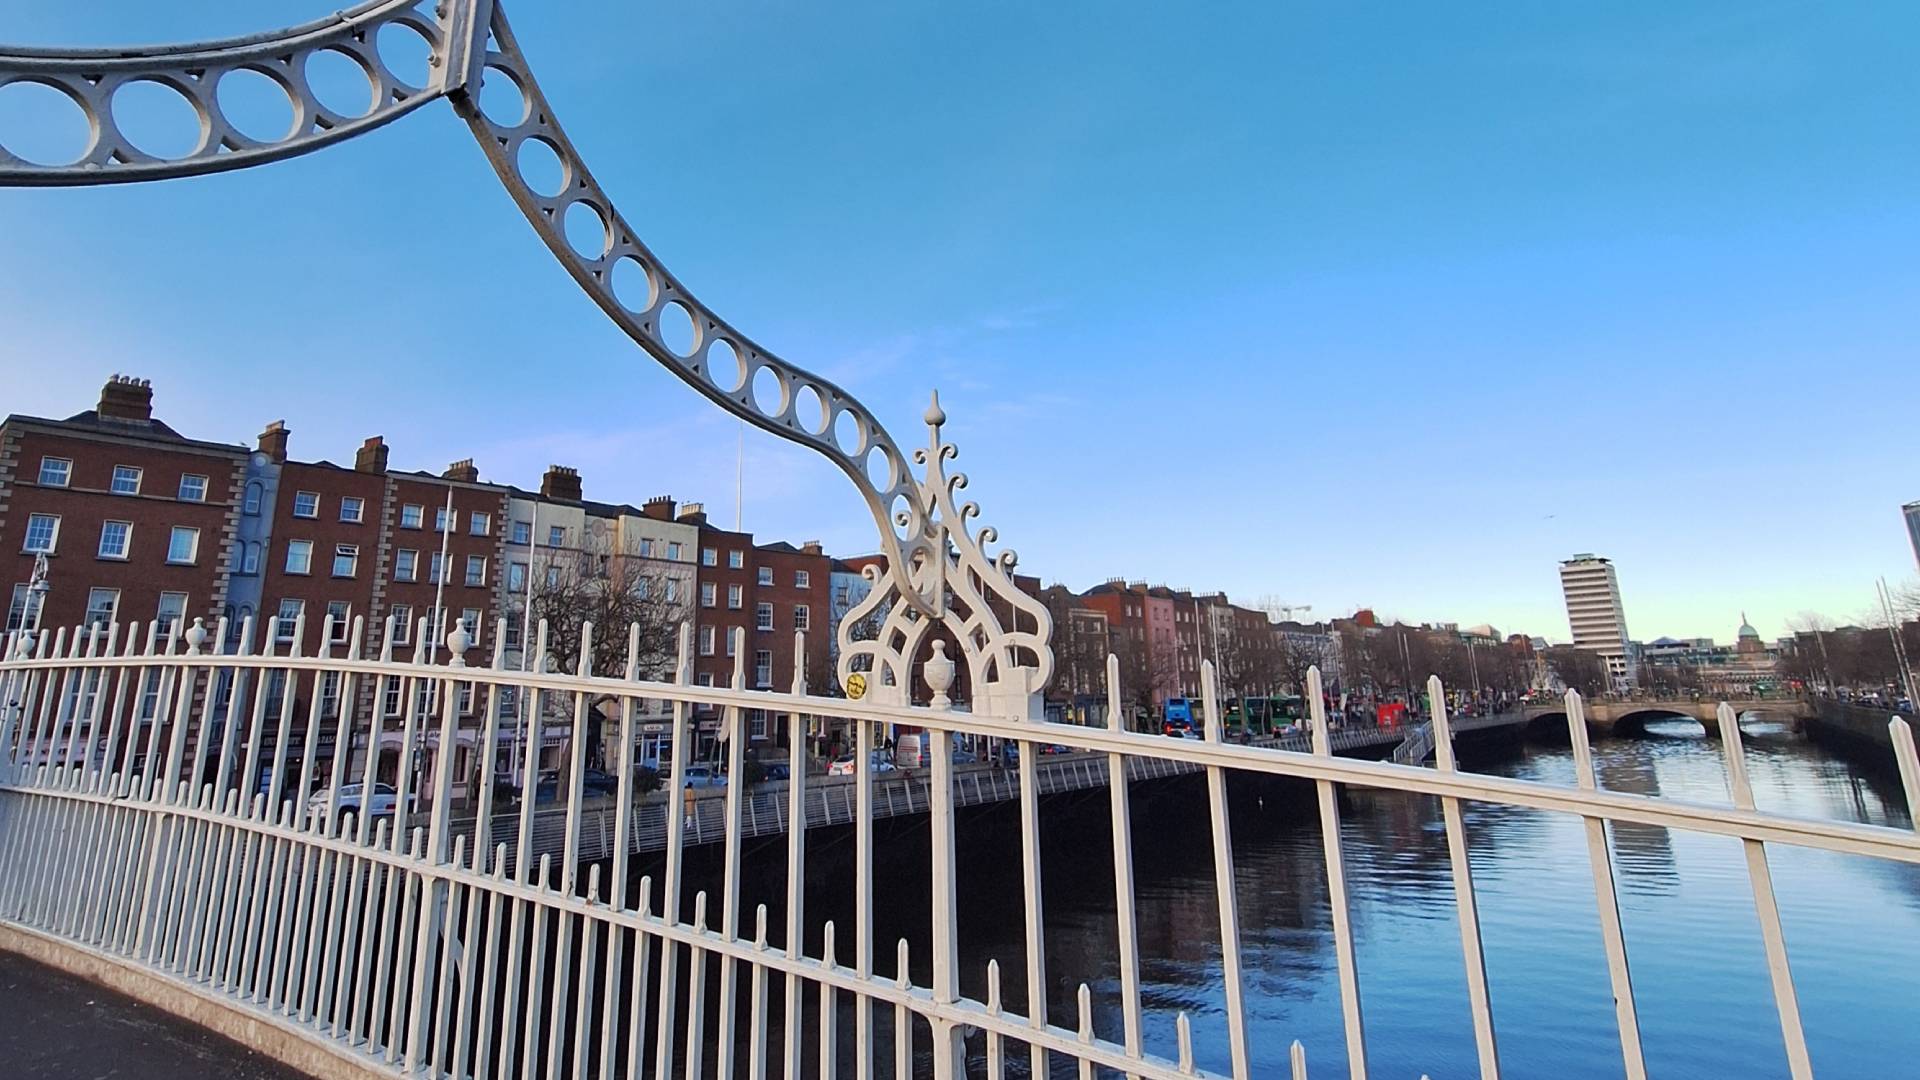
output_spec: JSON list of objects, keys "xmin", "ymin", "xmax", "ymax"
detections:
[{"xmin": 658, "ymin": 719, "xmax": 1920, "ymax": 1077}]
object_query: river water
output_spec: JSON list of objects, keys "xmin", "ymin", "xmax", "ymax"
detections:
[{"xmin": 667, "ymin": 719, "xmax": 1920, "ymax": 1077}]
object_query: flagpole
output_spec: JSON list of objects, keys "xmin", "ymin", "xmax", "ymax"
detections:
[{"xmin": 514, "ymin": 497, "xmax": 539, "ymax": 786}]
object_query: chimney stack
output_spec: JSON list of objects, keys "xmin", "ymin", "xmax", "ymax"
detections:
[
  {"xmin": 97, "ymin": 374, "xmax": 153, "ymax": 424},
  {"xmin": 257, "ymin": 420, "xmax": 289, "ymax": 463},
  {"xmin": 641, "ymin": 495, "xmax": 676, "ymax": 521},
  {"xmin": 541, "ymin": 465, "xmax": 582, "ymax": 501},
  {"xmin": 677, "ymin": 501, "xmax": 708, "ymax": 526},
  {"xmin": 801, "ymin": 540, "xmax": 824, "ymax": 556},
  {"xmin": 355, "ymin": 436, "xmax": 389, "ymax": 474},
  {"xmin": 444, "ymin": 458, "xmax": 479, "ymax": 483}
]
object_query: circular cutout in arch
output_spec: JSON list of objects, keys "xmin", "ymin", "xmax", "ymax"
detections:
[
  {"xmin": 657, "ymin": 301, "xmax": 697, "ymax": 358},
  {"xmin": 110, "ymin": 79, "xmax": 204, "ymax": 161},
  {"xmin": 706, "ymin": 339, "xmax": 745, "ymax": 393},
  {"xmin": 477, "ymin": 65, "xmax": 527, "ymax": 128},
  {"xmin": 375, "ymin": 20, "xmax": 435, "ymax": 91},
  {"xmin": 866, "ymin": 446, "xmax": 897, "ymax": 492},
  {"xmin": 751, "ymin": 365, "xmax": 787, "ymax": 418},
  {"xmin": 563, "ymin": 200, "xmax": 610, "ymax": 260},
  {"xmin": 515, "ymin": 136, "xmax": 566, "ymax": 198},
  {"xmin": 794, "ymin": 385, "xmax": 828, "ymax": 436},
  {"xmin": 304, "ymin": 49, "xmax": 374, "ymax": 119},
  {"xmin": 610, "ymin": 256, "xmax": 656, "ymax": 314},
  {"xmin": 833, "ymin": 408, "xmax": 865, "ymax": 457},
  {"xmin": 0, "ymin": 80, "xmax": 92, "ymax": 166},
  {"xmin": 215, "ymin": 68, "xmax": 295, "ymax": 144}
]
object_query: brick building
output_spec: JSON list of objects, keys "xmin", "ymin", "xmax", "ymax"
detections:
[{"xmin": 0, "ymin": 376, "xmax": 245, "ymax": 641}]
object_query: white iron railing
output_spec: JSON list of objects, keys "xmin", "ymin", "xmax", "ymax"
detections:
[{"xmin": 1, "ymin": 616, "xmax": 1918, "ymax": 1080}]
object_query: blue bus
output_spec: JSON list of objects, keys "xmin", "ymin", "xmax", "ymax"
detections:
[{"xmin": 1163, "ymin": 698, "xmax": 1195, "ymax": 736}]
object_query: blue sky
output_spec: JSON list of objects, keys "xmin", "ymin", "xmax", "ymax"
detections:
[{"xmin": 3, "ymin": 1, "xmax": 1917, "ymax": 642}]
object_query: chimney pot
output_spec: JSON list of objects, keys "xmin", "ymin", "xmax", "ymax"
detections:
[
  {"xmin": 97, "ymin": 373, "xmax": 154, "ymax": 424},
  {"xmin": 444, "ymin": 458, "xmax": 479, "ymax": 483},
  {"xmin": 354, "ymin": 436, "xmax": 389, "ymax": 474},
  {"xmin": 540, "ymin": 464, "xmax": 582, "ymax": 501},
  {"xmin": 256, "ymin": 420, "xmax": 290, "ymax": 463}
]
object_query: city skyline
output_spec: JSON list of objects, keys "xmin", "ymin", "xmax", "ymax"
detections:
[{"xmin": 4, "ymin": 2, "xmax": 1918, "ymax": 641}]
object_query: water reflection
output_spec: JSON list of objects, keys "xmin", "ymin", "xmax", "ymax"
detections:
[{"xmin": 646, "ymin": 728, "xmax": 1920, "ymax": 1078}]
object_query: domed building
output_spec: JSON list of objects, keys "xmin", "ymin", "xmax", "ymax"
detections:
[{"xmin": 1724, "ymin": 612, "xmax": 1779, "ymax": 691}]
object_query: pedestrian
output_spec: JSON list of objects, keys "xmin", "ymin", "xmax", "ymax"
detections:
[{"xmin": 683, "ymin": 781, "xmax": 695, "ymax": 829}]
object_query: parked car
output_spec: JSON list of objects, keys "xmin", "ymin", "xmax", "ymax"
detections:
[
  {"xmin": 826, "ymin": 752, "xmax": 897, "ymax": 776},
  {"xmin": 951, "ymin": 748, "xmax": 978, "ymax": 765},
  {"xmin": 682, "ymin": 764, "xmax": 727, "ymax": 788},
  {"xmin": 579, "ymin": 768, "xmax": 620, "ymax": 795},
  {"xmin": 760, "ymin": 763, "xmax": 791, "ymax": 782},
  {"xmin": 307, "ymin": 782, "xmax": 411, "ymax": 822}
]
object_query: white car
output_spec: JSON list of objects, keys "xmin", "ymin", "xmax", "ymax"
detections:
[
  {"xmin": 826, "ymin": 752, "xmax": 898, "ymax": 776},
  {"xmin": 307, "ymin": 782, "xmax": 410, "ymax": 821}
]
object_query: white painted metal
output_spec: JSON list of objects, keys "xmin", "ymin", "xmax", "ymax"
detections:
[
  {"xmin": 1426, "ymin": 676, "xmax": 1500, "ymax": 1079},
  {"xmin": 1307, "ymin": 666, "xmax": 1367, "ymax": 1079},
  {"xmin": 1565, "ymin": 690, "xmax": 1648, "ymax": 1080},
  {"xmin": 1200, "ymin": 662, "xmax": 1251, "ymax": 1079}
]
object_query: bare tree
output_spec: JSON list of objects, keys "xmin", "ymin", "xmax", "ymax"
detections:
[{"xmin": 1543, "ymin": 646, "xmax": 1608, "ymax": 698}]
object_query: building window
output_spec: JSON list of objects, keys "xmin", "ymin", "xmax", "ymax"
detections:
[
  {"xmin": 292, "ymin": 490, "xmax": 319, "ymax": 518},
  {"xmin": 470, "ymin": 512, "xmax": 490, "ymax": 537},
  {"xmin": 504, "ymin": 619, "xmax": 523, "ymax": 649},
  {"xmin": 167, "ymin": 526, "xmax": 199, "ymax": 565},
  {"xmin": 545, "ymin": 565, "xmax": 560, "ymax": 588},
  {"xmin": 465, "ymin": 555, "xmax": 486, "ymax": 587},
  {"xmin": 756, "ymin": 602, "xmax": 774, "ymax": 631},
  {"xmin": 111, "ymin": 466, "xmax": 142, "ymax": 495},
  {"xmin": 177, "ymin": 473, "xmax": 207, "ymax": 502},
  {"xmin": 462, "ymin": 608, "xmax": 483, "ymax": 640},
  {"xmin": 6, "ymin": 585, "xmax": 29, "ymax": 632},
  {"xmin": 728, "ymin": 550, "xmax": 744, "ymax": 569},
  {"xmin": 701, "ymin": 547, "xmax": 717, "ymax": 567},
  {"xmin": 332, "ymin": 544, "xmax": 358, "ymax": 578},
  {"xmin": 429, "ymin": 551, "xmax": 445, "ymax": 585},
  {"xmin": 727, "ymin": 585, "xmax": 743, "ymax": 610},
  {"xmin": 320, "ymin": 671, "xmax": 343, "ymax": 716},
  {"xmin": 326, "ymin": 601, "xmax": 351, "ymax": 643},
  {"xmin": 243, "ymin": 482, "xmax": 263, "ymax": 516},
  {"xmin": 725, "ymin": 630, "xmax": 737, "ymax": 658},
  {"xmin": 97, "ymin": 520, "xmax": 132, "ymax": 560},
  {"xmin": 696, "ymin": 672, "xmax": 716, "ymax": 712},
  {"xmin": 426, "ymin": 606, "xmax": 447, "ymax": 643},
  {"xmin": 548, "ymin": 525, "xmax": 565, "ymax": 547},
  {"xmin": 754, "ymin": 651, "xmax": 772, "ymax": 689},
  {"xmin": 757, "ymin": 567, "xmax": 774, "ymax": 587},
  {"xmin": 401, "ymin": 504, "xmax": 424, "ymax": 529},
  {"xmin": 153, "ymin": 591, "xmax": 187, "ymax": 634},
  {"xmin": 511, "ymin": 520, "xmax": 531, "ymax": 545},
  {"xmin": 390, "ymin": 604, "xmax": 413, "ymax": 645},
  {"xmin": 701, "ymin": 583, "xmax": 717, "ymax": 608},
  {"xmin": 436, "ymin": 506, "xmax": 456, "ymax": 532},
  {"xmin": 668, "ymin": 541, "xmax": 683, "ymax": 560},
  {"xmin": 384, "ymin": 679, "xmax": 402, "ymax": 717},
  {"xmin": 395, "ymin": 549, "xmax": 418, "ymax": 582},
  {"xmin": 37, "ymin": 457, "xmax": 70, "ymax": 487},
  {"xmin": 699, "ymin": 625, "xmax": 716, "ymax": 656},
  {"xmin": 750, "ymin": 708, "xmax": 769, "ymax": 738},
  {"xmin": 276, "ymin": 599, "xmax": 303, "ymax": 642},
  {"xmin": 638, "ymin": 538, "xmax": 654, "ymax": 558},
  {"xmin": 340, "ymin": 496, "xmax": 364, "ymax": 523},
  {"xmin": 794, "ymin": 604, "xmax": 810, "ymax": 631},
  {"xmin": 795, "ymin": 569, "xmax": 810, "ymax": 589},
  {"xmin": 286, "ymin": 539, "xmax": 313, "ymax": 575},
  {"xmin": 22, "ymin": 514, "xmax": 59, "ymax": 554},
  {"xmin": 666, "ymin": 579, "xmax": 680, "ymax": 604},
  {"xmin": 508, "ymin": 561, "xmax": 527, "ymax": 591},
  {"xmin": 242, "ymin": 542, "xmax": 260, "ymax": 575},
  {"xmin": 85, "ymin": 588, "xmax": 119, "ymax": 628}
]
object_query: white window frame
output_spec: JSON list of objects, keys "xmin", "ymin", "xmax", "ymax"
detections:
[
  {"xmin": 727, "ymin": 584, "xmax": 743, "ymax": 610},
  {"xmin": 85, "ymin": 588, "xmax": 119, "ymax": 628},
  {"xmin": 469, "ymin": 512, "xmax": 490, "ymax": 537},
  {"xmin": 510, "ymin": 520, "xmax": 531, "ymax": 545},
  {"xmin": 638, "ymin": 538, "xmax": 654, "ymax": 558},
  {"xmin": 794, "ymin": 604, "xmax": 810, "ymax": 631},
  {"xmin": 6, "ymin": 584, "xmax": 29, "ymax": 632},
  {"xmin": 395, "ymin": 548, "xmax": 418, "ymax": 582},
  {"xmin": 508, "ymin": 561, "xmax": 527, "ymax": 591},
  {"xmin": 110, "ymin": 465, "xmax": 142, "ymax": 495},
  {"xmin": 465, "ymin": 555, "xmax": 486, "ymax": 587},
  {"xmin": 548, "ymin": 525, "xmax": 566, "ymax": 547},
  {"xmin": 340, "ymin": 496, "xmax": 364, "ymax": 523},
  {"xmin": 795, "ymin": 569, "xmax": 811, "ymax": 589},
  {"xmin": 701, "ymin": 547, "xmax": 717, "ymax": 567},
  {"xmin": 292, "ymin": 490, "xmax": 319, "ymax": 518},
  {"xmin": 699, "ymin": 625, "xmax": 716, "ymax": 656},
  {"xmin": 37, "ymin": 457, "xmax": 70, "ymax": 487},
  {"xmin": 757, "ymin": 566, "xmax": 774, "ymax": 587},
  {"xmin": 97, "ymin": 520, "xmax": 132, "ymax": 560},
  {"xmin": 326, "ymin": 601, "xmax": 352, "ymax": 643},
  {"xmin": 754, "ymin": 650, "xmax": 773, "ymax": 690},
  {"xmin": 156, "ymin": 591, "xmax": 188, "ymax": 637},
  {"xmin": 700, "ymin": 583, "xmax": 717, "ymax": 608},
  {"xmin": 756, "ymin": 602, "xmax": 774, "ymax": 632},
  {"xmin": 436, "ymin": 506, "xmax": 456, "ymax": 533},
  {"xmin": 429, "ymin": 551, "xmax": 446, "ymax": 585},
  {"xmin": 462, "ymin": 608, "xmax": 483, "ymax": 641},
  {"xmin": 22, "ymin": 513, "xmax": 59, "ymax": 554},
  {"xmin": 400, "ymin": 504, "xmax": 424, "ymax": 529},
  {"xmin": 275, "ymin": 599, "xmax": 304, "ymax": 642},
  {"xmin": 668, "ymin": 541, "xmax": 683, "ymax": 560},
  {"xmin": 166, "ymin": 525, "xmax": 199, "ymax": 565},
  {"xmin": 177, "ymin": 473, "xmax": 208, "ymax": 502},
  {"xmin": 728, "ymin": 550, "xmax": 744, "ymax": 569},
  {"xmin": 332, "ymin": 543, "xmax": 358, "ymax": 578},
  {"xmin": 390, "ymin": 604, "xmax": 413, "ymax": 645},
  {"xmin": 285, "ymin": 539, "xmax": 313, "ymax": 575}
]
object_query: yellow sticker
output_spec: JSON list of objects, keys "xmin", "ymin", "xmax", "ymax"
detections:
[{"xmin": 846, "ymin": 672, "xmax": 867, "ymax": 700}]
